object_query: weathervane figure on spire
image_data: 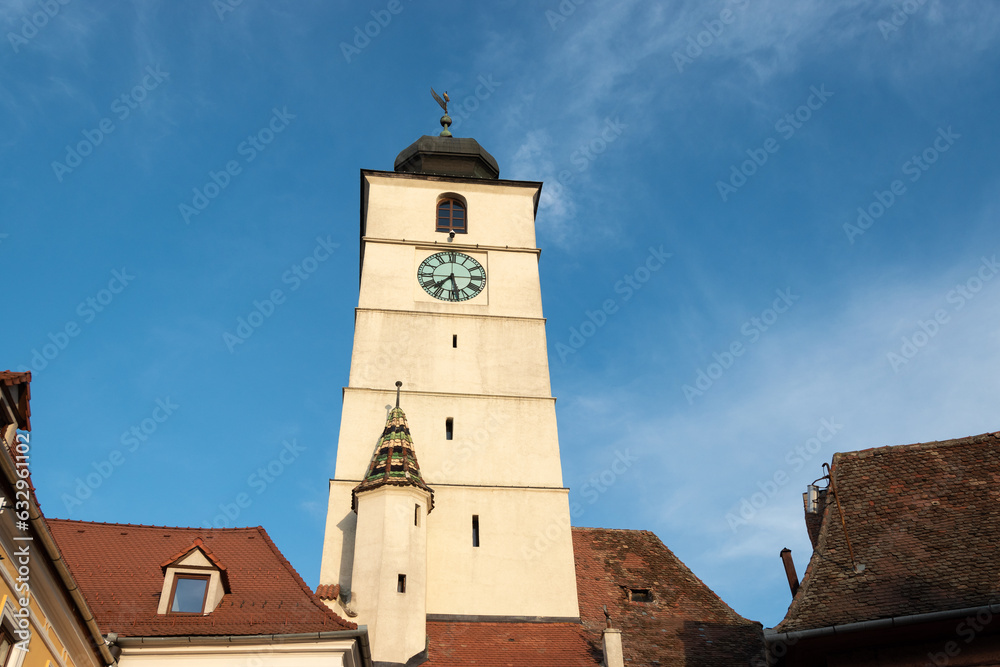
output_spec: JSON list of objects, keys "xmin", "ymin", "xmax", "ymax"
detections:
[{"xmin": 430, "ymin": 87, "xmax": 452, "ymax": 138}]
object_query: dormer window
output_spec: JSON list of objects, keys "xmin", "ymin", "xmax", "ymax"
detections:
[
  {"xmin": 170, "ymin": 574, "xmax": 210, "ymax": 613},
  {"xmin": 628, "ymin": 588, "xmax": 653, "ymax": 603},
  {"xmin": 436, "ymin": 196, "xmax": 467, "ymax": 233},
  {"xmin": 157, "ymin": 538, "xmax": 230, "ymax": 615}
]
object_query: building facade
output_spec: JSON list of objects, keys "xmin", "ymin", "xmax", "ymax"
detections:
[
  {"xmin": 768, "ymin": 432, "xmax": 1000, "ymax": 666},
  {"xmin": 48, "ymin": 520, "xmax": 371, "ymax": 667},
  {"xmin": 318, "ymin": 134, "xmax": 580, "ymax": 659},
  {"xmin": 0, "ymin": 371, "xmax": 112, "ymax": 667},
  {"xmin": 317, "ymin": 129, "xmax": 764, "ymax": 664}
]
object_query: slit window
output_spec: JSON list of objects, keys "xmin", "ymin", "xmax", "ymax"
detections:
[
  {"xmin": 472, "ymin": 515, "xmax": 480, "ymax": 547},
  {"xmin": 397, "ymin": 574, "xmax": 406, "ymax": 593},
  {"xmin": 437, "ymin": 198, "xmax": 467, "ymax": 233},
  {"xmin": 446, "ymin": 418, "xmax": 453, "ymax": 441},
  {"xmin": 170, "ymin": 575, "xmax": 210, "ymax": 613},
  {"xmin": 415, "ymin": 504, "xmax": 421, "ymax": 527},
  {"xmin": 453, "ymin": 334, "xmax": 458, "ymax": 348}
]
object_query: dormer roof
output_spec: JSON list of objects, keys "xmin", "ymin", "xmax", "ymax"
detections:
[
  {"xmin": 47, "ymin": 520, "xmax": 356, "ymax": 637},
  {"xmin": 160, "ymin": 537, "xmax": 231, "ymax": 592},
  {"xmin": 352, "ymin": 406, "xmax": 434, "ymax": 513}
]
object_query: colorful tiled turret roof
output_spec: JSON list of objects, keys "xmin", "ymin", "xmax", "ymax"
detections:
[{"xmin": 352, "ymin": 406, "xmax": 434, "ymax": 513}]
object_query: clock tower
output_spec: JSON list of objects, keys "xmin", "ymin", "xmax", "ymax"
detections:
[{"xmin": 319, "ymin": 123, "xmax": 579, "ymax": 660}]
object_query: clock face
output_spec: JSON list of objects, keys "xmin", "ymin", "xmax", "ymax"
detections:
[{"xmin": 417, "ymin": 251, "xmax": 486, "ymax": 302}]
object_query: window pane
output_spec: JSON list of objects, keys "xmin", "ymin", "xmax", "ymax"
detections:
[
  {"xmin": 0, "ymin": 635, "xmax": 11, "ymax": 666},
  {"xmin": 172, "ymin": 576, "xmax": 208, "ymax": 612},
  {"xmin": 436, "ymin": 198, "xmax": 467, "ymax": 234}
]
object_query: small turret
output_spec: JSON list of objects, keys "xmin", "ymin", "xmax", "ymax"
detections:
[{"xmin": 350, "ymin": 383, "xmax": 433, "ymax": 664}]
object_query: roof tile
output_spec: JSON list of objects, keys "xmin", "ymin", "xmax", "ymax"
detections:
[
  {"xmin": 779, "ymin": 431, "xmax": 1000, "ymax": 632},
  {"xmin": 48, "ymin": 519, "xmax": 356, "ymax": 637}
]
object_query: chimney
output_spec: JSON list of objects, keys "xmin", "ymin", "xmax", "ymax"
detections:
[
  {"xmin": 601, "ymin": 606, "xmax": 625, "ymax": 667},
  {"xmin": 780, "ymin": 548, "xmax": 799, "ymax": 597},
  {"xmin": 602, "ymin": 629, "xmax": 624, "ymax": 667}
]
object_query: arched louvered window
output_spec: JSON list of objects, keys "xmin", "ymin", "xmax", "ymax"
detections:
[{"xmin": 436, "ymin": 197, "xmax": 467, "ymax": 233}]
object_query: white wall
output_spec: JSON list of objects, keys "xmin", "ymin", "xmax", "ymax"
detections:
[
  {"xmin": 320, "ymin": 169, "xmax": 579, "ymax": 622},
  {"xmin": 118, "ymin": 639, "xmax": 362, "ymax": 667}
]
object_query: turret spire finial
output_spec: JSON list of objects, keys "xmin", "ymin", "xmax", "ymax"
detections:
[
  {"xmin": 395, "ymin": 380, "xmax": 402, "ymax": 408},
  {"xmin": 430, "ymin": 88, "xmax": 452, "ymax": 138}
]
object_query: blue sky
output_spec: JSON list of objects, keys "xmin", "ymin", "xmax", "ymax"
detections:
[{"xmin": 4, "ymin": 0, "xmax": 1000, "ymax": 628}]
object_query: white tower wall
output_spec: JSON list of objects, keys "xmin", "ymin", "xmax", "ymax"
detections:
[
  {"xmin": 350, "ymin": 485, "xmax": 431, "ymax": 663},
  {"xmin": 321, "ymin": 167, "xmax": 579, "ymax": 621}
]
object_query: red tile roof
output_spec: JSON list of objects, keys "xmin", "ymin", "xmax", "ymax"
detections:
[
  {"xmin": 421, "ymin": 528, "xmax": 763, "ymax": 665},
  {"xmin": 0, "ymin": 370, "xmax": 31, "ymax": 430},
  {"xmin": 315, "ymin": 583, "xmax": 340, "ymax": 601},
  {"xmin": 779, "ymin": 431, "xmax": 1000, "ymax": 632},
  {"xmin": 573, "ymin": 527, "xmax": 764, "ymax": 665},
  {"xmin": 425, "ymin": 621, "xmax": 600, "ymax": 666},
  {"xmin": 47, "ymin": 519, "xmax": 356, "ymax": 637}
]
